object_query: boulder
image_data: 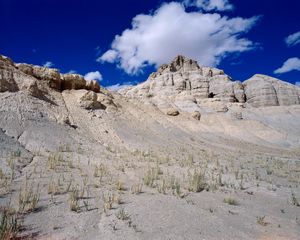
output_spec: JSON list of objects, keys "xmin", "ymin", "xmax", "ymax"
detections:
[
  {"xmin": 21, "ymin": 79, "xmax": 41, "ymax": 97},
  {"xmin": 191, "ymin": 111, "xmax": 201, "ymax": 120},
  {"xmin": 78, "ymin": 91, "xmax": 105, "ymax": 110},
  {"xmin": 167, "ymin": 108, "xmax": 179, "ymax": 116}
]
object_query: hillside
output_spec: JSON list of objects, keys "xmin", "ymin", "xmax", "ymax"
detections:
[{"xmin": 0, "ymin": 54, "xmax": 300, "ymax": 240}]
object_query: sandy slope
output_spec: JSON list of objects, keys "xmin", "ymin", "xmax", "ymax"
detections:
[{"xmin": 0, "ymin": 87, "xmax": 300, "ymax": 239}]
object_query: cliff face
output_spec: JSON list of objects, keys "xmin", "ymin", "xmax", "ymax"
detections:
[
  {"xmin": 122, "ymin": 55, "xmax": 300, "ymax": 114},
  {"xmin": 0, "ymin": 55, "xmax": 101, "ymax": 94}
]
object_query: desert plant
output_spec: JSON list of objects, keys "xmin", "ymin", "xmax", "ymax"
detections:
[
  {"xmin": 0, "ymin": 169, "xmax": 5, "ymax": 180},
  {"xmin": 256, "ymin": 216, "xmax": 268, "ymax": 226},
  {"xmin": 47, "ymin": 153, "xmax": 62, "ymax": 170},
  {"xmin": 188, "ymin": 170, "xmax": 206, "ymax": 192},
  {"xmin": 0, "ymin": 208, "xmax": 19, "ymax": 239},
  {"xmin": 18, "ymin": 185, "xmax": 40, "ymax": 213},
  {"xmin": 103, "ymin": 192, "xmax": 114, "ymax": 211},
  {"xmin": 157, "ymin": 179, "xmax": 167, "ymax": 194},
  {"xmin": 68, "ymin": 188, "xmax": 80, "ymax": 212},
  {"xmin": 291, "ymin": 192, "xmax": 300, "ymax": 207},
  {"xmin": 173, "ymin": 180, "xmax": 181, "ymax": 197},
  {"xmin": 68, "ymin": 159, "xmax": 74, "ymax": 169},
  {"xmin": 116, "ymin": 208, "xmax": 130, "ymax": 221},
  {"xmin": 94, "ymin": 164, "xmax": 109, "ymax": 181},
  {"xmin": 48, "ymin": 180, "xmax": 60, "ymax": 195},
  {"xmin": 116, "ymin": 180, "xmax": 125, "ymax": 191},
  {"xmin": 223, "ymin": 197, "xmax": 238, "ymax": 206},
  {"xmin": 131, "ymin": 183, "xmax": 143, "ymax": 194},
  {"xmin": 143, "ymin": 167, "xmax": 160, "ymax": 187},
  {"xmin": 11, "ymin": 149, "xmax": 21, "ymax": 157}
]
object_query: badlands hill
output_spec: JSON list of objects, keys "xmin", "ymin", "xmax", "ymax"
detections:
[{"xmin": 0, "ymin": 54, "xmax": 300, "ymax": 239}]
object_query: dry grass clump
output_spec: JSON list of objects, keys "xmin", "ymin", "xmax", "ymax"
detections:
[
  {"xmin": 291, "ymin": 192, "xmax": 300, "ymax": 207},
  {"xmin": 18, "ymin": 184, "xmax": 40, "ymax": 213},
  {"xmin": 116, "ymin": 180, "xmax": 126, "ymax": 191},
  {"xmin": 143, "ymin": 164, "xmax": 162, "ymax": 188},
  {"xmin": 68, "ymin": 187, "xmax": 80, "ymax": 212},
  {"xmin": 157, "ymin": 176, "xmax": 182, "ymax": 197},
  {"xmin": 188, "ymin": 169, "xmax": 206, "ymax": 192},
  {"xmin": 130, "ymin": 183, "xmax": 143, "ymax": 194},
  {"xmin": 223, "ymin": 197, "xmax": 239, "ymax": 206},
  {"xmin": 47, "ymin": 153, "xmax": 63, "ymax": 170},
  {"xmin": 0, "ymin": 207, "xmax": 20, "ymax": 240},
  {"xmin": 102, "ymin": 192, "xmax": 114, "ymax": 211},
  {"xmin": 116, "ymin": 208, "xmax": 130, "ymax": 221},
  {"xmin": 94, "ymin": 163, "xmax": 110, "ymax": 181}
]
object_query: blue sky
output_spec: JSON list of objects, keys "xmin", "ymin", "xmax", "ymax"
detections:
[{"xmin": 1, "ymin": 0, "xmax": 300, "ymax": 88}]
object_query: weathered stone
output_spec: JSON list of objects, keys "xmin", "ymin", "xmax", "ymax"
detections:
[
  {"xmin": 191, "ymin": 111, "xmax": 201, "ymax": 120},
  {"xmin": 85, "ymin": 80, "xmax": 100, "ymax": 93},
  {"xmin": 167, "ymin": 108, "xmax": 179, "ymax": 116},
  {"xmin": 61, "ymin": 74, "xmax": 86, "ymax": 90},
  {"xmin": 17, "ymin": 63, "xmax": 62, "ymax": 90},
  {"xmin": 244, "ymin": 74, "xmax": 300, "ymax": 107},
  {"xmin": 78, "ymin": 91, "xmax": 105, "ymax": 110}
]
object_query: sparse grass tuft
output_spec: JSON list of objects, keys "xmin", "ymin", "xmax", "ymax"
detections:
[
  {"xmin": 291, "ymin": 192, "xmax": 300, "ymax": 207},
  {"xmin": 188, "ymin": 170, "xmax": 206, "ymax": 192},
  {"xmin": 131, "ymin": 183, "xmax": 143, "ymax": 194},
  {"xmin": 223, "ymin": 197, "xmax": 238, "ymax": 206},
  {"xmin": 116, "ymin": 180, "xmax": 125, "ymax": 191},
  {"xmin": 0, "ymin": 207, "xmax": 20, "ymax": 240},
  {"xmin": 18, "ymin": 184, "xmax": 40, "ymax": 213},
  {"xmin": 68, "ymin": 187, "xmax": 80, "ymax": 212},
  {"xmin": 103, "ymin": 192, "xmax": 114, "ymax": 211},
  {"xmin": 256, "ymin": 216, "xmax": 268, "ymax": 226},
  {"xmin": 116, "ymin": 208, "xmax": 130, "ymax": 221},
  {"xmin": 143, "ymin": 168, "xmax": 158, "ymax": 188},
  {"xmin": 47, "ymin": 153, "xmax": 63, "ymax": 170}
]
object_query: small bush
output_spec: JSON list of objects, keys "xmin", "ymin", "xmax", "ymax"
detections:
[
  {"xmin": 116, "ymin": 208, "xmax": 130, "ymax": 221},
  {"xmin": 223, "ymin": 197, "xmax": 238, "ymax": 206}
]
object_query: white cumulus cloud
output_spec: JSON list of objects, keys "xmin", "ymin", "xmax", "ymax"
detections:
[
  {"xmin": 295, "ymin": 82, "xmax": 300, "ymax": 87},
  {"xmin": 285, "ymin": 31, "xmax": 300, "ymax": 47},
  {"xmin": 84, "ymin": 71, "xmax": 103, "ymax": 81},
  {"xmin": 184, "ymin": 0, "xmax": 233, "ymax": 11},
  {"xmin": 100, "ymin": 50, "xmax": 118, "ymax": 63},
  {"xmin": 274, "ymin": 58, "xmax": 300, "ymax": 74},
  {"xmin": 43, "ymin": 61, "xmax": 54, "ymax": 68},
  {"xmin": 98, "ymin": 2, "xmax": 259, "ymax": 75}
]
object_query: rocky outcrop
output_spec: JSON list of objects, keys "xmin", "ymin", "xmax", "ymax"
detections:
[
  {"xmin": 78, "ymin": 91, "xmax": 106, "ymax": 110},
  {"xmin": 0, "ymin": 55, "xmax": 19, "ymax": 92},
  {"xmin": 13, "ymin": 58, "xmax": 101, "ymax": 93},
  {"xmin": 122, "ymin": 56, "xmax": 300, "ymax": 114},
  {"xmin": 17, "ymin": 63, "xmax": 62, "ymax": 90},
  {"xmin": 244, "ymin": 74, "xmax": 300, "ymax": 107},
  {"xmin": 61, "ymin": 73, "xmax": 86, "ymax": 90}
]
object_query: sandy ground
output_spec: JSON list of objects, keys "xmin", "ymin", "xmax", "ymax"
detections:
[{"xmin": 0, "ymin": 90, "xmax": 300, "ymax": 239}]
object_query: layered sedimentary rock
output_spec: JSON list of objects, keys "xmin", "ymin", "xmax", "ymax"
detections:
[
  {"xmin": 244, "ymin": 74, "xmax": 300, "ymax": 107},
  {"xmin": 122, "ymin": 55, "xmax": 300, "ymax": 114},
  {"xmin": 14, "ymin": 61, "xmax": 100, "ymax": 93}
]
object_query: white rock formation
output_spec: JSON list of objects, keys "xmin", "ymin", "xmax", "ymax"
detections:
[{"xmin": 122, "ymin": 55, "xmax": 300, "ymax": 115}]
